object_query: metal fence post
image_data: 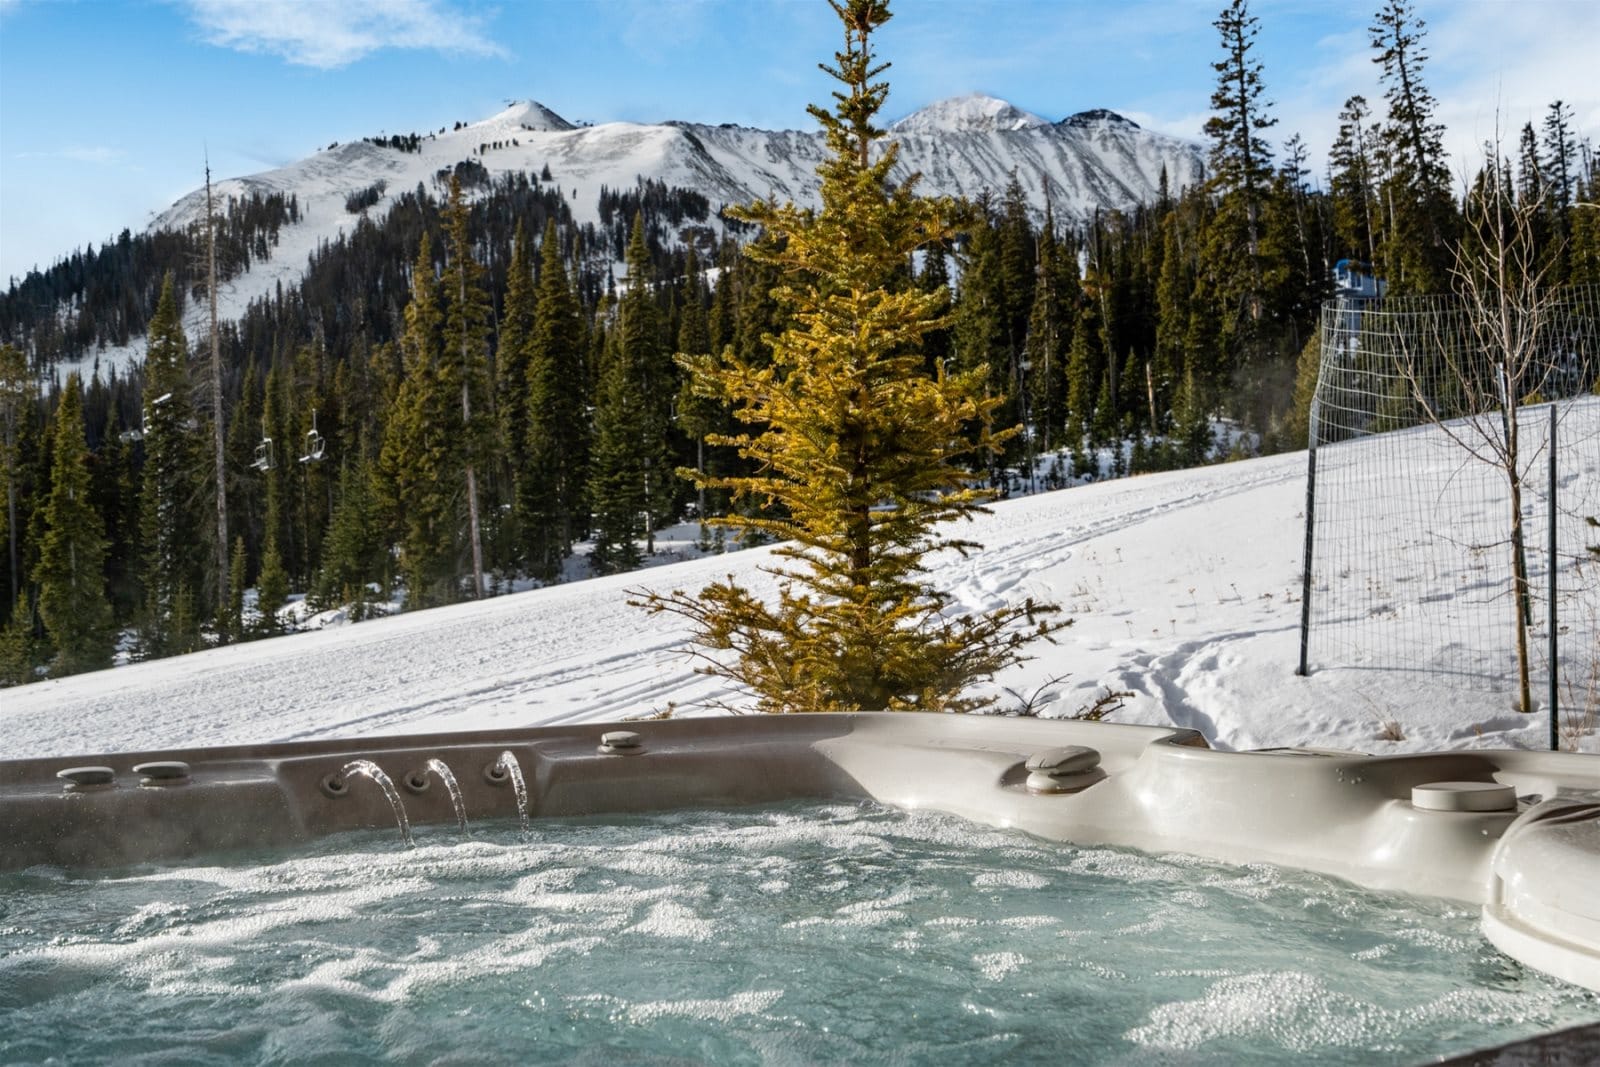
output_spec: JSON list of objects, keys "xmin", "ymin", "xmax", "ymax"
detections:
[{"xmin": 1549, "ymin": 403, "xmax": 1559, "ymax": 751}]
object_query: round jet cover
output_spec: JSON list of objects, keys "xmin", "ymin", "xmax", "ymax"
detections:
[{"xmin": 1411, "ymin": 781, "xmax": 1517, "ymax": 812}]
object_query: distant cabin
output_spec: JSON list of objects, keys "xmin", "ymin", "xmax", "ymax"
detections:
[{"xmin": 1332, "ymin": 259, "xmax": 1387, "ymax": 300}]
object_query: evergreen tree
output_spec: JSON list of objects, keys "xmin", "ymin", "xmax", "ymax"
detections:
[
  {"xmin": 138, "ymin": 273, "xmax": 203, "ymax": 656},
  {"xmin": 997, "ymin": 173, "xmax": 1037, "ymax": 405},
  {"xmin": 1541, "ymin": 100, "xmax": 1576, "ymax": 213},
  {"xmin": 1370, "ymin": 0, "xmax": 1456, "ymax": 293},
  {"xmin": 587, "ymin": 330, "xmax": 647, "ymax": 575},
  {"xmin": 0, "ymin": 589, "xmax": 39, "ymax": 685},
  {"xmin": 1066, "ymin": 300, "xmax": 1105, "ymax": 443},
  {"xmin": 89, "ymin": 408, "xmax": 141, "ymax": 624},
  {"xmin": 36, "ymin": 374, "xmax": 114, "ymax": 674},
  {"xmin": 1329, "ymin": 95, "xmax": 1380, "ymax": 266},
  {"xmin": 497, "ymin": 221, "xmax": 537, "ymax": 480},
  {"xmin": 226, "ymin": 536, "xmax": 246, "ymax": 642},
  {"xmin": 255, "ymin": 532, "xmax": 288, "ymax": 635},
  {"xmin": 314, "ymin": 455, "xmax": 384, "ymax": 615},
  {"xmin": 1570, "ymin": 166, "xmax": 1600, "ymax": 288},
  {"xmin": 951, "ymin": 207, "xmax": 1011, "ymax": 475},
  {"xmin": 622, "ymin": 213, "xmax": 677, "ymax": 547},
  {"xmin": 441, "ymin": 175, "xmax": 492, "ymax": 596},
  {"xmin": 261, "ymin": 363, "xmax": 292, "ymax": 582},
  {"xmin": 380, "ymin": 234, "xmax": 459, "ymax": 607},
  {"xmin": 0, "ymin": 343, "xmax": 35, "ymax": 615},
  {"xmin": 588, "ymin": 214, "xmax": 670, "ymax": 571},
  {"xmin": 1023, "ymin": 211, "xmax": 1070, "ymax": 454},
  {"xmin": 639, "ymin": 0, "xmax": 1063, "ymax": 713},
  {"xmin": 1152, "ymin": 215, "xmax": 1191, "ymax": 425},
  {"xmin": 521, "ymin": 219, "xmax": 589, "ymax": 579},
  {"xmin": 1541, "ymin": 100, "xmax": 1578, "ymax": 282},
  {"xmin": 1201, "ymin": 0, "xmax": 1279, "ymax": 371},
  {"xmin": 673, "ymin": 244, "xmax": 723, "ymax": 539}
]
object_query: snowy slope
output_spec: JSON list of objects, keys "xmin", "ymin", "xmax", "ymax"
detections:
[
  {"xmin": 60, "ymin": 97, "xmax": 1203, "ymax": 381},
  {"xmin": 6, "ymin": 399, "xmax": 1596, "ymax": 761}
]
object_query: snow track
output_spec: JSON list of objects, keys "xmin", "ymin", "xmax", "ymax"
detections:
[{"xmin": 4, "ymin": 436, "xmax": 1595, "ymax": 758}]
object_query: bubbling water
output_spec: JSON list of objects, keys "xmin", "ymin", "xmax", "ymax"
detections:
[{"xmin": 0, "ymin": 803, "xmax": 1593, "ymax": 1065}]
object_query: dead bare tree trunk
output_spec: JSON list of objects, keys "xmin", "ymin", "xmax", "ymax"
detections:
[{"xmin": 1393, "ymin": 143, "xmax": 1560, "ymax": 714}]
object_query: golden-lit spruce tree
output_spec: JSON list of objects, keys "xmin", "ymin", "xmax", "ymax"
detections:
[{"xmin": 638, "ymin": 0, "xmax": 1064, "ymax": 713}]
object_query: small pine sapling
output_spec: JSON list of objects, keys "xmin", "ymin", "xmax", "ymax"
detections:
[{"xmin": 634, "ymin": 0, "xmax": 1066, "ymax": 713}]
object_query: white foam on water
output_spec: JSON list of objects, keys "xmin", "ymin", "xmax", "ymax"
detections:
[
  {"xmin": 627, "ymin": 900, "xmax": 716, "ymax": 942},
  {"xmin": 4, "ymin": 805, "xmax": 1594, "ymax": 1064},
  {"xmin": 1122, "ymin": 970, "xmax": 1572, "ymax": 1055},
  {"xmin": 973, "ymin": 869, "xmax": 1048, "ymax": 890},
  {"xmin": 568, "ymin": 989, "xmax": 785, "ymax": 1025},
  {"xmin": 975, "ymin": 951, "xmax": 1027, "ymax": 981}
]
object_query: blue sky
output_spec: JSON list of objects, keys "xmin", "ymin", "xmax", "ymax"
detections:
[{"xmin": 1, "ymin": 0, "xmax": 1595, "ymax": 283}]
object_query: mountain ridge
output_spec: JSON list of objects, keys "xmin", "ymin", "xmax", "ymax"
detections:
[{"xmin": 55, "ymin": 94, "xmax": 1203, "ymax": 375}]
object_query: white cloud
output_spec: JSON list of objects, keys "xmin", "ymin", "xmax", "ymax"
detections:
[
  {"xmin": 1424, "ymin": 0, "xmax": 1600, "ymax": 175},
  {"xmin": 1266, "ymin": 1, "xmax": 1598, "ymax": 188},
  {"xmin": 182, "ymin": 0, "xmax": 507, "ymax": 69}
]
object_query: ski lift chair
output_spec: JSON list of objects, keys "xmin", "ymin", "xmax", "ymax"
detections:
[{"xmin": 299, "ymin": 409, "xmax": 326, "ymax": 464}]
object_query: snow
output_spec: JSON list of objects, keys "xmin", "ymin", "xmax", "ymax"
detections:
[
  {"xmin": 52, "ymin": 96, "xmax": 1204, "ymax": 384},
  {"xmin": 890, "ymin": 93, "xmax": 1048, "ymax": 133},
  {"xmin": 6, "ymin": 400, "xmax": 1596, "ymax": 760}
]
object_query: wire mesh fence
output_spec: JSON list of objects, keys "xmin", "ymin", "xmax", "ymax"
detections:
[{"xmin": 1299, "ymin": 284, "xmax": 1600, "ymax": 746}]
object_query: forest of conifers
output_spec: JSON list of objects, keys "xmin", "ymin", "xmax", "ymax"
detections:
[{"xmin": 0, "ymin": 0, "xmax": 1596, "ymax": 683}]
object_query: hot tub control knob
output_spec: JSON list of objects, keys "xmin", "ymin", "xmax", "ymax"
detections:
[
  {"xmin": 56, "ymin": 766, "xmax": 115, "ymax": 791},
  {"xmin": 1411, "ymin": 781, "xmax": 1518, "ymax": 813},
  {"xmin": 599, "ymin": 731, "xmax": 643, "ymax": 755},
  {"xmin": 133, "ymin": 761, "xmax": 191, "ymax": 787},
  {"xmin": 1025, "ymin": 746, "xmax": 1103, "ymax": 794}
]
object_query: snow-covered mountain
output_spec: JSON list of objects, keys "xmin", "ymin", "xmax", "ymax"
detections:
[
  {"xmin": 889, "ymin": 92, "xmax": 1049, "ymax": 133},
  {"xmin": 114, "ymin": 96, "xmax": 1202, "ymax": 364}
]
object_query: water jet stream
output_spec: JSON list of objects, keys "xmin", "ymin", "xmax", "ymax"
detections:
[{"xmin": 338, "ymin": 759, "xmax": 414, "ymax": 847}]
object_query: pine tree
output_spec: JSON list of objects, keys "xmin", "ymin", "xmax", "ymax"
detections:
[
  {"xmin": 255, "ymin": 532, "xmax": 288, "ymax": 635},
  {"xmin": 673, "ymin": 244, "xmax": 722, "ymax": 540},
  {"xmin": 381, "ymin": 235, "xmax": 460, "ymax": 607},
  {"xmin": 1152, "ymin": 215, "xmax": 1191, "ymax": 426},
  {"xmin": 0, "ymin": 343, "xmax": 35, "ymax": 615},
  {"xmin": 1202, "ymin": 0, "xmax": 1279, "ymax": 370},
  {"xmin": 314, "ymin": 454, "xmax": 384, "ymax": 615},
  {"xmin": 261, "ymin": 363, "xmax": 292, "ymax": 582},
  {"xmin": 997, "ymin": 173, "xmax": 1037, "ymax": 426},
  {"xmin": 1329, "ymin": 95, "xmax": 1380, "ymax": 266},
  {"xmin": 1066, "ymin": 299, "xmax": 1105, "ymax": 444},
  {"xmin": 1023, "ymin": 211, "xmax": 1070, "ymax": 454},
  {"xmin": 441, "ymin": 175, "xmax": 492, "ymax": 596},
  {"xmin": 226, "ymin": 536, "xmax": 246, "ymax": 642},
  {"xmin": 1541, "ymin": 100, "xmax": 1578, "ymax": 282},
  {"xmin": 0, "ymin": 588, "xmax": 39, "ymax": 685},
  {"xmin": 621, "ymin": 213, "xmax": 677, "ymax": 548},
  {"xmin": 498, "ymin": 221, "xmax": 537, "ymax": 478},
  {"xmin": 521, "ymin": 219, "xmax": 589, "ymax": 579},
  {"xmin": 1541, "ymin": 100, "xmax": 1576, "ymax": 213},
  {"xmin": 138, "ymin": 273, "xmax": 203, "ymax": 656},
  {"xmin": 588, "ymin": 214, "xmax": 670, "ymax": 572},
  {"xmin": 90, "ymin": 408, "xmax": 140, "ymax": 623},
  {"xmin": 36, "ymin": 374, "xmax": 114, "ymax": 674},
  {"xmin": 638, "ymin": 0, "xmax": 1063, "ymax": 713},
  {"xmin": 587, "ymin": 335, "xmax": 647, "ymax": 575},
  {"xmin": 1370, "ymin": 0, "xmax": 1456, "ymax": 293}
]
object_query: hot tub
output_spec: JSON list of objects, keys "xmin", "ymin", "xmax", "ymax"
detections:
[{"xmin": 2, "ymin": 714, "xmax": 1598, "ymax": 1061}]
